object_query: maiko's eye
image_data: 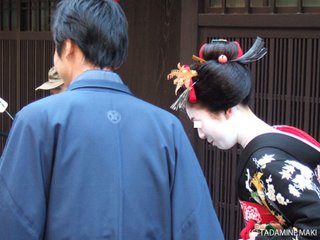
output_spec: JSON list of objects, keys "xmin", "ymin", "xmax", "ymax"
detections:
[{"xmin": 193, "ymin": 121, "xmax": 202, "ymax": 129}]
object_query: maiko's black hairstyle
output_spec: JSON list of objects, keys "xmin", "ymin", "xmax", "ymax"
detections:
[
  {"xmin": 52, "ymin": 0, "xmax": 128, "ymax": 69},
  {"xmin": 192, "ymin": 61, "xmax": 252, "ymax": 112},
  {"xmin": 190, "ymin": 38, "xmax": 266, "ymax": 112}
]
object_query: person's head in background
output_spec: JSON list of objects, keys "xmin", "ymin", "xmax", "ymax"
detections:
[
  {"xmin": 51, "ymin": 0, "xmax": 128, "ymax": 86},
  {"xmin": 35, "ymin": 66, "xmax": 66, "ymax": 95},
  {"xmin": 169, "ymin": 38, "xmax": 266, "ymax": 150}
]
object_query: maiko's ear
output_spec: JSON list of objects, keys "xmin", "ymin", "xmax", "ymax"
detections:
[{"xmin": 224, "ymin": 107, "xmax": 235, "ymax": 120}]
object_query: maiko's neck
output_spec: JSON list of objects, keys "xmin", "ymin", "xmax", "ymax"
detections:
[{"xmin": 235, "ymin": 107, "xmax": 279, "ymax": 149}]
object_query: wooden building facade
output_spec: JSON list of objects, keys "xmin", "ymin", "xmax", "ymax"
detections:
[{"xmin": 1, "ymin": 0, "xmax": 320, "ymax": 239}]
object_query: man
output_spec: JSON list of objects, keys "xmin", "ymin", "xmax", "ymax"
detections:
[
  {"xmin": 0, "ymin": 0, "xmax": 224, "ymax": 239},
  {"xmin": 35, "ymin": 66, "xmax": 66, "ymax": 95}
]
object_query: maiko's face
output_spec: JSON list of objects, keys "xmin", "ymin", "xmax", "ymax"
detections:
[{"xmin": 186, "ymin": 105, "xmax": 238, "ymax": 150}]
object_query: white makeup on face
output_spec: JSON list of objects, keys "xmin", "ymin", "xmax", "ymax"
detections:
[{"xmin": 186, "ymin": 105, "xmax": 238, "ymax": 150}]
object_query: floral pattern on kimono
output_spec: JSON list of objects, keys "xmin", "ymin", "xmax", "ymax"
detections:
[{"xmin": 238, "ymin": 147, "xmax": 320, "ymax": 240}]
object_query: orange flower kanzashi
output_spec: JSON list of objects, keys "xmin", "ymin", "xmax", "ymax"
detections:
[{"xmin": 167, "ymin": 63, "xmax": 198, "ymax": 95}]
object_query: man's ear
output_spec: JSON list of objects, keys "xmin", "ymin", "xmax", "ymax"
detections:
[{"xmin": 63, "ymin": 39, "xmax": 75, "ymax": 59}]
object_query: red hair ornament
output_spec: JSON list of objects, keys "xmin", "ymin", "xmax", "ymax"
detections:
[
  {"xmin": 188, "ymin": 79, "xmax": 197, "ymax": 103},
  {"xmin": 198, "ymin": 43, "xmax": 207, "ymax": 59},
  {"xmin": 233, "ymin": 41, "xmax": 243, "ymax": 59}
]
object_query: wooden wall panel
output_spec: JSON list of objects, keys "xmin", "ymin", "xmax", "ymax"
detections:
[
  {"xmin": 19, "ymin": 40, "xmax": 55, "ymax": 107},
  {"xmin": 118, "ymin": 0, "xmax": 181, "ymax": 111}
]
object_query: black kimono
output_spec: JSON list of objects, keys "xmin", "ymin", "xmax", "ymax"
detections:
[{"xmin": 237, "ymin": 132, "xmax": 320, "ymax": 240}]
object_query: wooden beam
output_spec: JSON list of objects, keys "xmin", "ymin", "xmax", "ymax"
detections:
[{"xmin": 198, "ymin": 13, "xmax": 320, "ymax": 28}]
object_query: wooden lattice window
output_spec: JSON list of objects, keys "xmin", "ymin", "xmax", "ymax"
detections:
[
  {"xmin": 0, "ymin": 0, "xmax": 57, "ymax": 31},
  {"xmin": 20, "ymin": 0, "xmax": 57, "ymax": 31},
  {"xmin": 0, "ymin": 0, "xmax": 17, "ymax": 31},
  {"xmin": 207, "ymin": 0, "xmax": 320, "ymax": 13}
]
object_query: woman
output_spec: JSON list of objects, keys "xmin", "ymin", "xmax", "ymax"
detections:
[{"xmin": 167, "ymin": 37, "xmax": 320, "ymax": 240}]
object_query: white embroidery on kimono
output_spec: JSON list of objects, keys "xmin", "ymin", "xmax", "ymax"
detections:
[
  {"xmin": 245, "ymin": 169, "xmax": 253, "ymax": 193},
  {"xmin": 276, "ymin": 193, "xmax": 291, "ymax": 205},
  {"xmin": 253, "ymin": 154, "xmax": 276, "ymax": 169},
  {"xmin": 279, "ymin": 165, "xmax": 295, "ymax": 180},
  {"xmin": 284, "ymin": 160, "xmax": 320, "ymax": 198},
  {"xmin": 265, "ymin": 175, "xmax": 291, "ymax": 205},
  {"xmin": 265, "ymin": 175, "xmax": 276, "ymax": 201},
  {"xmin": 288, "ymin": 184, "xmax": 301, "ymax": 197}
]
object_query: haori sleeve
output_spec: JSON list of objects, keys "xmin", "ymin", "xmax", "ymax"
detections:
[
  {"xmin": 170, "ymin": 121, "xmax": 224, "ymax": 240},
  {"xmin": 0, "ymin": 108, "xmax": 54, "ymax": 239}
]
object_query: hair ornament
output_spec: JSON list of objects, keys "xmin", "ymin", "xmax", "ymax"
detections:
[
  {"xmin": 233, "ymin": 41, "xmax": 243, "ymax": 59},
  {"xmin": 211, "ymin": 38, "xmax": 228, "ymax": 43},
  {"xmin": 167, "ymin": 63, "xmax": 198, "ymax": 110},
  {"xmin": 167, "ymin": 63, "xmax": 197, "ymax": 95},
  {"xmin": 188, "ymin": 79, "xmax": 197, "ymax": 103},
  {"xmin": 169, "ymin": 81, "xmax": 197, "ymax": 111},
  {"xmin": 218, "ymin": 54, "xmax": 228, "ymax": 64},
  {"xmin": 232, "ymin": 37, "xmax": 267, "ymax": 64},
  {"xmin": 192, "ymin": 54, "xmax": 206, "ymax": 63},
  {"xmin": 199, "ymin": 43, "xmax": 207, "ymax": 59}
]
